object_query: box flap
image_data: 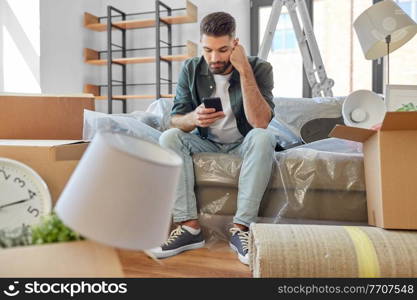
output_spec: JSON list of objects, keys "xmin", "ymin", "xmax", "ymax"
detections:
[
  {"xmin": 380, "ymin": 111, "xmax": 417, "ymax": 131},
  {"xmin": 0, "ymin": 140, "xmax": 84, "ymax": 147},
  {"xmin": 52, "ymin": 142, "xmax": 89, "ymax": 161},
  {"xmin": 0, "ymin": 240, "xmax": 124, "ymax": 277},
  {"xmin": 0, "ymin": 92, "xmax": 94, "ymax": 98},
  {"xmin": 329, "ymin": 125, "xmax": 376, "ymax": 142},
  {"xmin": 0, "ymin": 95, "xmax": 95, "ymax": 139}
]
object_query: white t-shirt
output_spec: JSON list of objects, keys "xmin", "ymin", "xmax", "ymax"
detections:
[{"xmin": 207, "ymin": 73, "xmax": 243, "ymax": 144}]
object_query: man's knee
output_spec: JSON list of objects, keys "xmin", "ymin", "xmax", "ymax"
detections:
[
  {"xmin": 159, "ymin": 128, "xmax": 184, "ymax": 148},
  {"xmin": 245, "ymin": 128, "xmax": 276, "ymax": 150}
]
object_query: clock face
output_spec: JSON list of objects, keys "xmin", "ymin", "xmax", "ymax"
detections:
[{"xmin": 0, "ymin": 158, "xmax": 52, "ymax": 231}]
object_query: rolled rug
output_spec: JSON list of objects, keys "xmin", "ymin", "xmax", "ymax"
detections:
[{"xmin": 249, "ymin": 224, "xmax": 417, "ymax": 277}]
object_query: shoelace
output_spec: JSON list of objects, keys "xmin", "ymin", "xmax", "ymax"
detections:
[
  {"xmin": 164, "ymin": 225, "xmax": 185, "ymax": 246},
  {"xmin": 230, "ymin": 228, "xmax": 249, "ymax": 253}
]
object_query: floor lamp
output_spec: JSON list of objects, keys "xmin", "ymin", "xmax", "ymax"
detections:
[{"xmin": 353, "ymin": 0, "xmax": 417, "ymax": 85}]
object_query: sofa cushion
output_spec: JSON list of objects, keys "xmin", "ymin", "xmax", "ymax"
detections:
[
  {"xmin": 193, "ymin": 138, "xmax": 367, "ymax": 222},
  {"xmin": 275, "ymin": 138, "xmax": 365, "ymax": 192},
  {"xmin": 145, "ymin": 97, "xmax": 346, "ymax": 140},
  {"xmin": 146, "ymin": 97, "xmax": 304, "ymax": 149},
  {"xmin": 274, "ymin": 96, "xmax": 345, "ymax": 138},
  {"xmin": 146, "ymin": 98, "xmax": 174, "ymax": 131},
  {"xmin": 83, "ymin": 109, "xmax": 161, "ymax": 143},
  {"xmin": 193, "ymin": 139, "xmax": 364, "ymax": 192}
]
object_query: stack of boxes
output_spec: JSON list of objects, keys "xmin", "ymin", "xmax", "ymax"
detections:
[
  {"xmin": 0, "ymin": 94, "xmax": 124, "ymax": 277},
  {"xmin": 0, "ymin": 94, "xmax": 93, "ymax": 204}
]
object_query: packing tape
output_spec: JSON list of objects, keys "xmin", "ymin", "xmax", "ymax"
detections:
[{"xmin": 344, "ymin": 226, "xmax": 381, "ymax": 278}]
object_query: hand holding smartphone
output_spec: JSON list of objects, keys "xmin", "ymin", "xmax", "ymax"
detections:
[
  {"xmin": 194, "ymin": 97, "xmax": 225, "ymax": 127},
  {"xmin": 202, "ymin": 97, "xmax": 223, "ymax": 112}
]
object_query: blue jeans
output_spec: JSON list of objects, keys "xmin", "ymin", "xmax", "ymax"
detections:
[{"xmin": 159, "ymin": 128, "xmax": 276, "ymax": 227}]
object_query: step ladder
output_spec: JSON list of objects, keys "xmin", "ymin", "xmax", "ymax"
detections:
[{"xmin": 258, "ymin": 0, "xmax": 334, "ymax": 97}]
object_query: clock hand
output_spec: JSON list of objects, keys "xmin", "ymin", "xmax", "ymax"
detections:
[{"xmin": 0, "ymin": 199, "xmax": 31, "ymax": 210}]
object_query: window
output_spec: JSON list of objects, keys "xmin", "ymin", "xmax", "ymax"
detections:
[
  {"xmin": 396, "ymin": 0, "xmax": 417, "ymax": 21},
  {"xmin": 0, "ymin": 0, "xmax": 40, "ymax": 93},
  {"xmin": 313, "ymin": 0, "xmax": 373, "ymax": 96},
  {"xmin": 271, "ymin": 14, "xmax": 297, "ymax": 51},
  {"xmin": 252, "ymin": 0, "xmax": 374, "ymax": 98},
  {"xmin": 258, "ymin": 5, "xmax": 303, "ymax": 97}
]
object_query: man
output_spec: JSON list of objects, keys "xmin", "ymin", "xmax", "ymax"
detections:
[{"xmin": 148, "ymin": 12, "xmax": 276, "ymax": 265}]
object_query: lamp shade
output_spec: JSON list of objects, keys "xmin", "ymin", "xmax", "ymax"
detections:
[
  {"xmin": 342, "ymin": 89, "xmax": 386, "ymax": 128},
  {"xmin": 354, "ymin": 0, "xmax": 417, "ymax": 60},
  {"xmin": 55, "ymin": 131, "xmax": 182, "ymax": 250}
]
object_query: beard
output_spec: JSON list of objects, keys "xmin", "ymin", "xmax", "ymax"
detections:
[{"xmin": 209, "ymin": 61, "xmax": 232, "ymax": 74}]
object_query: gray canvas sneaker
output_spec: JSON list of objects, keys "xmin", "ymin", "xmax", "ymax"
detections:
[
  {"xmin": 229, "ymin": 227, "xmax": 250, "ymax": 265},
  {"xmin": 147, "ymin": 225, "xmax": 205, "ymax": 259}
]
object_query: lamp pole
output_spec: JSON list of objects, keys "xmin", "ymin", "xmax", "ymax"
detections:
[{"xmin": 385, "ymin": 35, "xmax": 391, "ymax": 85}]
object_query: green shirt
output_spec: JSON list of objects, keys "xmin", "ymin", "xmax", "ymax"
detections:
[{"xmin": 171, "ymin": 55, "xmax": 275, "ymax": 139}]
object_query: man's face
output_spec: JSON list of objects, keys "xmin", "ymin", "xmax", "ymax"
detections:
[{"xmin": 201, "ymin": 34, "xmax": 237, "ymax": 74}]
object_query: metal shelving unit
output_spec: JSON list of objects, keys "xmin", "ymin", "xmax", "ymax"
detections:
[{"xmin": 83, "ymin": 0, "xmax": 197, "ymax": 113}]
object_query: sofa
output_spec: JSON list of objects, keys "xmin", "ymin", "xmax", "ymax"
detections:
[{"xmin": 83, "ymin": 96, "xmax": 368, "ymax": 242}]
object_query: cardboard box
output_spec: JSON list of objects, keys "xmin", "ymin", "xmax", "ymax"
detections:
[
  {"xmin": 330, "ymin": 111, "xmax": 417, "ymax": 229},
  {"xmin": 0, "ymin": 241, "xmax": 124, "ymax": 277},
  {"xmin": 0, "ymin": 140, "xmax": 88, "ymax": 205},
  {"xmin": 0, "ymin": 93, "xmax": 95, "ymax": 139}
]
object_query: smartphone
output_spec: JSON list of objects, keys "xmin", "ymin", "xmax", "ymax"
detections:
[{"xmin": 202, "ymin": 97, "xmax": 223, "ymax": 112}]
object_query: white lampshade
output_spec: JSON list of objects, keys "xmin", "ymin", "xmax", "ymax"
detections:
[
  {"xmin": 342, "ymin": 90, "xmax": 386, "ymax": 129},
  {"xmin": 354, "ymin": 0, "xmax": 417, "ymax": 60},
  {"xmin": 55, "ymin": 131, "xmax": 182, "ymax": 250}
]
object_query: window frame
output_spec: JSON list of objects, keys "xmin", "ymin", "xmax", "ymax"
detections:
[{"xmin": 250, "ymin": 0, "xmax": 313, "ymax": 97}]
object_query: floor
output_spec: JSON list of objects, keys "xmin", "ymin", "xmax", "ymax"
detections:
[{"xmin": 118, "ymin": 242, "xmax": 251, "ymax": 278}]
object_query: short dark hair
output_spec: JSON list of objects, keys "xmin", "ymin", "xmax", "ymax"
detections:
[{"xmin": 200, "ymin": 12, "xmax": 236, "ymax": 38}]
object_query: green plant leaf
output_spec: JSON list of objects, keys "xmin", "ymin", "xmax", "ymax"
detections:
[{"xmin": 1, "ymin": 212, "xmax": 84, "ymax": 249}]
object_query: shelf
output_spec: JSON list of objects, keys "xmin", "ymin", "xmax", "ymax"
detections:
[
  {"xmin": 84, "ymin": 0, "xmax": 197, "ymax": 32},
  {"xmin": 84, "ymin": 41, "xmax": 197, "ymax": 65},
  {"xmin": 84, "ymin": 84, "xmax": 174, "ymax": 100},
  {"xmin": 83, "ymin": 1, "xmax": 197, "ymax": 113},
  {"xmin": 96, "ymin": 94, "xmax": 175, "ymax": 100}
]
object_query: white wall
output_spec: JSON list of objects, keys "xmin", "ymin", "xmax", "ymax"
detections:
[
  {"xmin": 0, "ymin": 0, "xmax": 4, "ymax": 92},
  {"xmin": 0, "ymin": 0, "xmax": 41, "ymax": 93},
  {"xmin": 40, "ymin": 0, "xmax": 250, "ymax": 113},
  {"xmin": 40, "ymin": 0, "xmax": 101, "ymax": 96}
]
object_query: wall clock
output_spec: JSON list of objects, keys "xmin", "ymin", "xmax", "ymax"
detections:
[{"xmin": 0, "ymin": 158, "xmax": 52, "ymax": 231}]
